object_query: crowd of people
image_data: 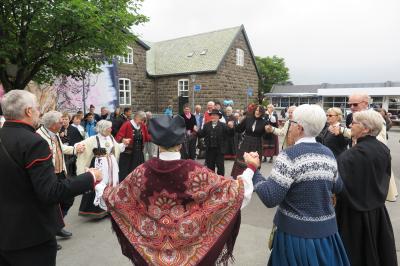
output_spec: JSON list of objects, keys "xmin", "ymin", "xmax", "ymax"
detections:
[{"xmin": 0, "ymin": 90, "xmax": 398, "ymax": 266}]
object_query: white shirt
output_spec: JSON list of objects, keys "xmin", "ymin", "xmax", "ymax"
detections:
[
  {"xmin": 159, "ymin": 151, "xmax": 254, "ymax": 209},
  {"xmin": 295, "ymin": 136, "xmax": 316, "ymax": 145}
]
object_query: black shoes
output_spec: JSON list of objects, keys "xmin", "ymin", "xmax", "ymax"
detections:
[
  {"xmin": 57, "ymin": 244, "xmax": 62, "ymax": 251},
  {"xmin": 56, "ymin": 229, "xmax": 72, "ymax": 238}
]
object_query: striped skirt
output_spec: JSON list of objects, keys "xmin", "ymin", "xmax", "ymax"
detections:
[{"xmin": 268, "ymin": 230, "xmax": 350, "ymax": 266}]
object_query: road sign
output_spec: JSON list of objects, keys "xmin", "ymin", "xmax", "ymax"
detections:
[
  {"xmin": 247, "ymin": 87, "xmax": 253, "ymax": 96},
  {"xmin": 194, "ymin": 84, "xmax": 201, "ymax": 92}
]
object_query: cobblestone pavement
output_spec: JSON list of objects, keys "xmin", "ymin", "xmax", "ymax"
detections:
[{"xmin": 57, "ymin": 130, "xmax": 400, "ymax": 266}]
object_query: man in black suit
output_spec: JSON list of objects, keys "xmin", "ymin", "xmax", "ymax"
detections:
[
  {"xmin": 0, "ymin": 90, "xmax": 102, "ymax": 266},
  {"xmin": 112, "ymin": 107, "xmax": 132, "ymax": 136},
  {"xmin": 197, "ymin": 109, "xmax": 234, "ymax": 175}
]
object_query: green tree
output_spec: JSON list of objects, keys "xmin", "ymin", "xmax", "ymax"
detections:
[
  {"xmin": 256, "ymin": 55, "xmax": 290, "ymax": 102},
  {"xmin": 0, "ymin": 0, "xmax": 148, "ymax": 92}
]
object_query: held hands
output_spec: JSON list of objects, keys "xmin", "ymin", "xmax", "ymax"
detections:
[
  {"xmin": 243, "ymin": 152, "xmax": 261, "ymax": 168},
  {"xmin": 87, "ymin": 168, "xmax": 102, "ymax": 182},
  {"xmin": 328, "ymin": 125, "xmax": 340, "ymax": 136},
  {"xmin": 75, "ymin": 143, "xmax": 85, "ymax": 154},
  {"xmin": 122, "ymin": 138, "xmax": 131, "ymax": 146},
  {"xmin": 265, "ymin": 125, "xmax": 273, "ymax": 133},
  {"xmin": 227, "ymin": 121, "xmax": 234, "ymax": 128}
]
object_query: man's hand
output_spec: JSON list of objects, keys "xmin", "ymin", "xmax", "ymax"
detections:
[
  {"xmin": 265, "ymin": 125, "xmax": 273, "ymax": 133},
  {"xmin": 75, "ymin": 143, "xmax": 85, "ymax": 153},
  {"xmin": 244, "ymin": 152, "xmax": 260, "ymax": 168},
  {"xmin": 227, "ymin": 121, "xmax": 234, "ymax": 128}
]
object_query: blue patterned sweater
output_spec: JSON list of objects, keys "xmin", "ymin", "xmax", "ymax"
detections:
[{"xmin": 253, "ymin": 142, "xmax": 343, "ymax": 238}]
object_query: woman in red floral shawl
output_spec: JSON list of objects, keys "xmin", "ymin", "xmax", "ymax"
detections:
[{"xmin": 98, "ymin": 115, "xmax": 256, "ymax": 266}]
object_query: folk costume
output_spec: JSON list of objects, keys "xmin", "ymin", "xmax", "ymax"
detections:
[
  {"xmin": 316, "ymin": 122, "xmax": 348, "ymax": 158},
  {"xmin": 231, "ymin": 115, "xmax": 267, "ymax": 178},
  {"xmin": 99, "ymin": 115, "xmax": 255, "ymax": 266},
  {"xmin": 76, "ymin": 134, "xmax": 124, "ymax": 218},
  {"xmin": 37, "ymin": 126, "xmax": 76, "ymax": 217},
  {"xmin": 253, "ymin": 138, "xmax": 350, "ymax": 266},
  {"xmin": 224, "ymin": 114, "xmax": 237, "ymax": 159},
  {"xmin": 60, "ymin": 124, "xmax": 84, "ymax": 176},
  {"xmin": 116, "ymin": 120, "xmax": 151, "ymax": 182},
  {"xmin": 0, "ymin": 121, "xmax": 94, "ymax": 266},
  {"xmin": 197, "ymin": 110, "xmax": 233, "ymax": 176},
  {"xmin": 336, "ymin": 135, "xmax": 397, "ymax": 266},
  {"xmin": 179, "ymin": 112, "xmax": 197, "ymax": 160},
  {"xmin": 262, "ymin": 111, "xmax": 279, "ymax": 161},
  {"xmin": 270, "ymin": 120, "xmax": 293, "ymax": 150}
]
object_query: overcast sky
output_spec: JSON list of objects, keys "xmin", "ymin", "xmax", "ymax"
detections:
[{"xmin": 135, "ymin": 0, "xmax": 400, "ymax": 85}]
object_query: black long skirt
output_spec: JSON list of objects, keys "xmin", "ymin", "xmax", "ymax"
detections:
[
  {"xmin": 336, "ymin": 200, "xmax": 397, "ymax": 266},
  {"xmin": 231, "ymin": 135, "xmax": 262, "ymax": 179},
  {"xmin": 118, "ymin": 149, "xmax": 144, "ymax": 182}
]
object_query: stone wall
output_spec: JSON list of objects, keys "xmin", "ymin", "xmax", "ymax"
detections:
[{"xmin": 117, "ymin": 41, "xmax": 156, "ymax": 112}]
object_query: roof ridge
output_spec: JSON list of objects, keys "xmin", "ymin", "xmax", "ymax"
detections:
[{"xmin": 151, "ymin": 25, "xmax": 242, "ymax": 44}]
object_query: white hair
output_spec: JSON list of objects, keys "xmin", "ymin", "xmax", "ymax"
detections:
[
  {"xmin": 0, "ymin": 90, "xmax": 37, "ymax": 120},
  {"xmin": 96, "ymin": 120, "xmax": 112, "ymax": 135},
  {"xmin": 41, "ymin": 111, "xmax": 62, "ymax": 129},
  {"xmin": 353, "ymin": 110, "xmax": 383, "ymax": 136},
  {"xmin": 207, "ymin": 101, "xmax": 215, "ymax": 106},
  {"xmin": 134, "ymin": 111, "xmax": 146, "ymax": 120},
  {"xmin": 293, "ymin": 104, "xmax": 326, "ymax": 137}
]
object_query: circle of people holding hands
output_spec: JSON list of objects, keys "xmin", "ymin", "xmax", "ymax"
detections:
[{"xmin": 0, "ymin": 90, "xmax": 397, "ymax": 266}]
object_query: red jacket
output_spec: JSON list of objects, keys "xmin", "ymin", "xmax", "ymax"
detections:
[{"xmin": 115, "ymin": 121, "xmax": 151, "ymax": 150}]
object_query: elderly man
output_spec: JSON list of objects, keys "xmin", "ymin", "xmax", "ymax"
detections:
[
  {"xmin": 244, "ymin": 104, "xmax": 350, "ymax": 265},
  {"xmin": 99, "ymin": 107, "xmax": 110, "ymax": 120},
  {"xmin": 336, "ymin": 110, "xmax": 397, "ymax": 266},
  {"xmin": 266, "ymin": 105, "xmax": 297, "ymax": 149},
  {"xmin": 98, "ymin": 115, "xmax": 255, "ymax": 265},
  {"xmin": 37, "ymin": 111, "xmax": 85, "ymax": 239},
  {"xmin": 0, "ymin": 90, "xmax": 101, "ymax": 266}
]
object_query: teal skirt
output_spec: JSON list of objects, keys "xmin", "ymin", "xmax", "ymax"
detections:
[{"xmin": 269, "ymin": 230, "xmax": 350, "ymax": 266}]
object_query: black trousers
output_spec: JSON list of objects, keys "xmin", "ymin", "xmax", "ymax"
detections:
[
  {"xmin": 56, "ymin": 171, "xmax": 74, "ymax": 217},
  {"xmin": 0, "ymin": 238, "xmax": 57, "ymax": 266},
  {"xmin": 205, "ymin": 148, "xmax": 225, "ymax": 176}
]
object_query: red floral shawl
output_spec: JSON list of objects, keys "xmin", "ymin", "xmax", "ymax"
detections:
[{"xmin": 104, "ymin": 159, "xmax": 244, "ymax": 266}]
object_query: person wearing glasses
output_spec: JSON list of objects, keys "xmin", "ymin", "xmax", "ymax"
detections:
[
  {"xmin": 335, "ymin": 110, "xmax": 397, "ymax": 266},
  {"xmin": 316, "ymin": 107, "xmax": 348, "ymax": 158},
  {"xmin": 244, "ymin": 104, "xmax": 350, "ymax": 266}
]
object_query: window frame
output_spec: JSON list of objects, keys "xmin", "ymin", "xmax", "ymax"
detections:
[
  {"xmin": 119, "ymin": 46, "xmax": 133, "ymax": 64},
  {"xmin": 236, "ymin": 48, "xmax": 244, "ymax": 66},
  {"xmin": 178, "ymin": 79, "xmax": 189, "ymax": 97},
  {"xmin": 119, "ymin": 78, "xmax": 131, "ymax": 105}
]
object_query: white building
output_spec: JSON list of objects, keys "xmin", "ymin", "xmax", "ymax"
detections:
[{"xmin": 266, "ymin": 81, "xmax": 400, "ymax": 116}]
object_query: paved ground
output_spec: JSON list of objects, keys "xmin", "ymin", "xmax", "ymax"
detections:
[{"xmin": 57, "ymin": 130, "xmax": 400, "ymax": 266}]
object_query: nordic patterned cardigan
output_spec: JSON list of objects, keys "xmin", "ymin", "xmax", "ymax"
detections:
[{"xmin": 252, "ymin": 140, "xmax": 343, "ymax": 238}]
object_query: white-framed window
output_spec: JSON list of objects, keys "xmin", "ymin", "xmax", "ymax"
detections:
[
  {"xmin": 178, "ymin": 79, "xmax": 189, "ymax": 97},
  {"xmin": 119, "ymin": 78, "xmax": 131, "ymax": 105},
  {"xmin": 119, "ymin": 46, "xmax": 133, "ymax": 64},
  {"xmin": 236, "ymin": 48, "xmax": 244, "ymax": 66}
]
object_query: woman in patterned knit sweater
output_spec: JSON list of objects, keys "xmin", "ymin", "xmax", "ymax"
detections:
[{"xmin": 245, "ymin": 104, "xmax": 350, "ymax": 266}]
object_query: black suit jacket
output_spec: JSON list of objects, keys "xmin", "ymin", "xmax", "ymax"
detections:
[
  {"xmin": 0, "ymin": 121, "xmax": 94, "ymax": 251},
  {"xmin": 197, "ymin": 121, "xmax": 233, "ymax": 154}
]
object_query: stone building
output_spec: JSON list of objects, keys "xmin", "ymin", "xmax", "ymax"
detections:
[{"xmin": 117, "ymin": 25, "xmax": 260, "ymax": 113}]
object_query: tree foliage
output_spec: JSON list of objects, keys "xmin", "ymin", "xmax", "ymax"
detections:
[
  {"xmin": 0, "ymin": 0, "xmax": 148, "ymax": 92},
  {"xmin": 255, "ymin": 55, "xmax": 290, "ymax": 98}
]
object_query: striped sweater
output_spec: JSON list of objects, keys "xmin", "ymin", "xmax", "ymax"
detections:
[{"xmin": 253, "ymin": 141, "xmax": 343, "ymax": 238}]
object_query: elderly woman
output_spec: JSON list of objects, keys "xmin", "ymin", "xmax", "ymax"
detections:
[
  {"xmin": 76, "ymin": 120, "xmax": 129, "ymax": 218},
  {"xmin": 266, "ymin": 105, "xmax": 297, "ymax": 150},
  {"xmin": 97, "ymin": 115, "xmax": 255, "ymax": 265},
  {"xmin": 116, "ymin": 111, "xmax": 151, "ymax": 182},
  {"xmin": 336, "ymin": 110, "xmax": 397, "ymax": 266},
  {"xmin": 316, "ymin": 107, "xmax": 348, "ymax": 158},
  {"xmin": 263, "ymin": 104, "xmax": 279, "ymax": 162},
  {"xmin": 245, "ymin": 104, "xmax": 350, "ymax": 265},
  {"xmin": 231, "ymin": 105, "xmax": 269, "ymax": 178}
]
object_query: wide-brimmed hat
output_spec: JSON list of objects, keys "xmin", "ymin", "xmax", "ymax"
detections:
[
  {"xmin": 209, "ymin": 109, "xmax": 222, "ymax": 118},
  {"xmin": 148, "ymin": 115, "xmax": 186, "ymax": 148}
]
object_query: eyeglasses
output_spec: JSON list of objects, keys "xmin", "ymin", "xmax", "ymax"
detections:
[
  {"xmin": 348, "ymin": 101, "xmax": 366, "ymax": 107},
  {"xmin": 326, "ymin": 114, "xmax": 338, "ymax": 117}
]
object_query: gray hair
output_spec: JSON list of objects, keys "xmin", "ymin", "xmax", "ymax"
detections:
[
  {"xmin": 293, "ymin": 104, "xmax": 326, "ymax": 137},
  {"xmin": 41, "ymin": 111, "xmax": 62, "ymax": 129},
  {"xmin": 96, "ymin": 120, "xmax": 112, "ymax": 135},
  {"xmin": 353, "ymin": 109, "xmax": 383, "ymax": 136},
  {"xmin": 134, "ymin": 111, "xmax": 146, "ymax": 120},
  {"xmin": 0, "ymin": 90, "xmax": 37, "ymax": 120}
]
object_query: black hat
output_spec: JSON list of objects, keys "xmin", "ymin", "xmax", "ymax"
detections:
[
  {"xmin": 148, "ymin": 115, "xmax": 186, "ymax": 148},
  {"xmin": 209, "ymin": 109, "xmax": 222, "ymax": 118}
]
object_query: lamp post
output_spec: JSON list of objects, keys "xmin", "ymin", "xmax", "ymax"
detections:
[{"xmin": 190, "ymin": 74, "xmax": 196, "ymax": 111}]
